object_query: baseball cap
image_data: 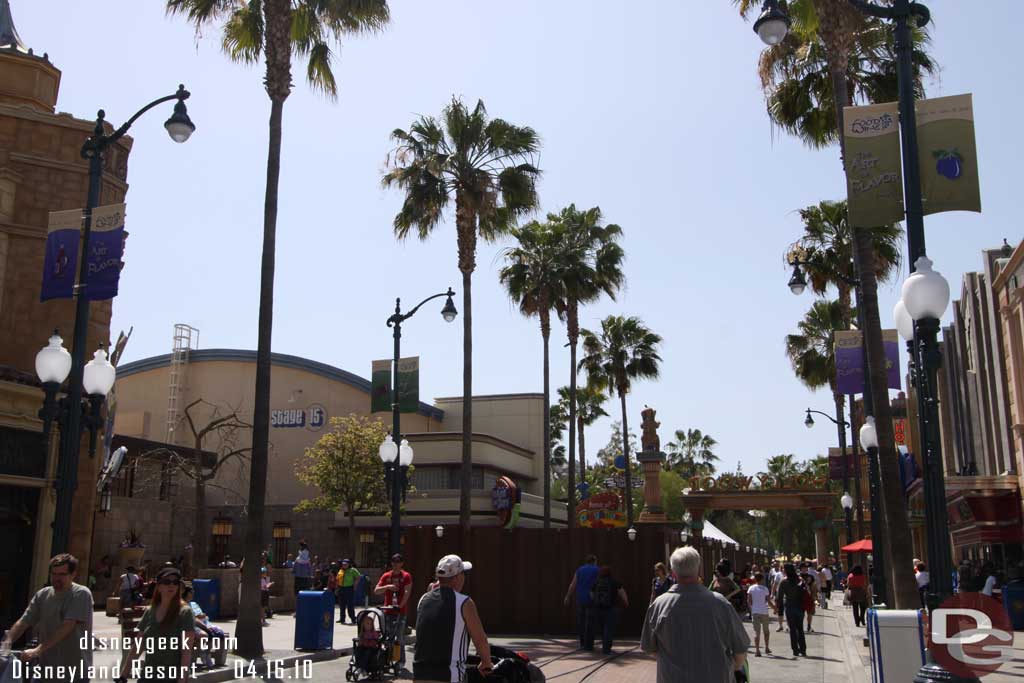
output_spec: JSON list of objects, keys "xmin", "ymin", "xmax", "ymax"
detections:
[{"xmin": 435, "ymin": 554, "xmax": 472, "ymax": 577}]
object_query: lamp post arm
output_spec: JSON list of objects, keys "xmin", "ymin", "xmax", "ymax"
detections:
[
  {"xmin": 81, "ymin": 86, "xmax": 191, "ymax": 158},
  {"xmin": 388, "ymin": 288, "xmax": 455, "ymax": 327},
  {"xmin": 807, "ymin": 409, "xmax": 850, "ymax": 428},
  {"xmin": 848, "ymin": 0, "xmax": 929, "ymax": 26}
]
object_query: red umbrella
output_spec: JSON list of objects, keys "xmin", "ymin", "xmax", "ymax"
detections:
[{"xmin": 840, "ymin": 539, "xmax": 873, "ymax": 552}]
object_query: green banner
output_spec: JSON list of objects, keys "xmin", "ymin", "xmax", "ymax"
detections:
[
  {"xmin": 916, "ymin": 94, "xmax": 981, "ymax": 215},
  {"xmin": 370, "ymin": 359, "xmax": 391, "ymax": 413},
  {"xmin": 843, "ymin": 102, "xmax": 904, "ymax": 227},
  {"xmin": 397, "ymin": 356, "xmax": 419, "ymax": 413}
]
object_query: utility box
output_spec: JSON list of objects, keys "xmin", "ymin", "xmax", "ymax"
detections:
[
  {"xmin": 294, "ymin": 590, "xmax": 335, "ymax": 651},
  {"xmin": 867, "ymin": 608, "xmax": 926, "ymax": 683}
]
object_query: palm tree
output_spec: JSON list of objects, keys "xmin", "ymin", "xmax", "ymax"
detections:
[
  {"xmin": 788, "ymin": 199, "xmax": 902, "ymax": 315},
  {"xmin": 666, "ymin": 428, "xmax": 720, "ymax": 478},
  {"xmin": 736, "ymin": 0, "xmax": 925, "ymax": 609},
  {"xmin": 500, "ymin": 220, "xmax": 566, "ymax": 528},
  {"xmin": 166, "ymin": 0, "xmax": 389, "ymax": 657},
  {"xmin": 557, "ymin": 383, "xmax": 608, "ymax": 487},
  {"xmin": 383, "ymin": 99, "xmax": 541, "ymax": 530},
  {"xmin": 545, "ymin": 205, "xmax": 624, "ymax": 527},
  {"xmin": 580, "ymin": 316, "xmax": 662, "ymax": 527}
]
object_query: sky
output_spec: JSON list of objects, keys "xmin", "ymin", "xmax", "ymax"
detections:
[{"xmin": 14, "ymin": 1, "xmax": 1024, "ymax": 477}]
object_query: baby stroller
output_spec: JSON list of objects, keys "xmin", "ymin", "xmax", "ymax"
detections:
[{"xmin": 345, "ymin": 607, "xmax": 401, "ymax": 681}]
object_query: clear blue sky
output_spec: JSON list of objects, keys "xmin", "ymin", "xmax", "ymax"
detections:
[{"xmin": 15, "ymin": 1, "xmax": 1022, "ymax": 476}]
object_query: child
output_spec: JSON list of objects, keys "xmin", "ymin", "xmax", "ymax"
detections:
[{"xmin": 353, "ymin": 613, "xmax": 381, "ymax": 673}]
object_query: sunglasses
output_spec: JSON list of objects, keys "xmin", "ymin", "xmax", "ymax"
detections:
[{"xmin": 158, "ymin": 579, "xmax": 181, "ymax": 586}]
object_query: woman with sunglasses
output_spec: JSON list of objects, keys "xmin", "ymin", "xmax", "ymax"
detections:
[{"xmin": 115, "ymin": 566, "xmax": 196, "ymax": 682}]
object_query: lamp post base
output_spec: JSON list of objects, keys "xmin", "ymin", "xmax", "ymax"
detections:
[{"xmin": 913, "ymin": 652, "xmax": 981, "ymax": 683}]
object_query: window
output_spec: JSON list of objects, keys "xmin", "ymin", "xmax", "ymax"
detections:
[
  {"xmin": 110, "ymin": 457, "xmax": 136, "ymax": 498},
  {"xmin": 211, "ymin": 517, "xmax": 233, "ymax": 565},
  {"xmin": 158, "ymin": 461, "xmax": 176, "ymax": 501},
  {"xmin": 412, "ymin": 467, "xmax": 451, "ymax": 491},
  {"xmin": 272, "ymin": 524, "xmax": 291, "ymax": 566}
]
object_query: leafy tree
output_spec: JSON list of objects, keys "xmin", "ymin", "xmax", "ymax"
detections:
[
  {"xmin": 550, "ymin": 205, "xmax": 625, "ymax": 528},
  {"xmin": 295, "ymin": 416, "xmax": 390, "ymax": 554},
  {"xmin": 581, "ymin": 316, "xmax": 662, "ymax": 527},
  {"xmin": 666, "ymin": 428, "xmax": 720, "ymax": 478},
  {"xmin": 167, "ymin": 0, "xmax": 390, "ymax": 655},
  {"xmin": 383, "ymin": 98, "xmax": 541, "ymax": 530},
  {"xmin": 593, "ymin": 420, "xmax": 638, "ymax": 468},
  {"xmin": 500, "ymin": 220, "xmax": 566, "ymax": 528},
  {"xmin": 658, "ymin": 469, "xmax": 688, "ymax": 523}
]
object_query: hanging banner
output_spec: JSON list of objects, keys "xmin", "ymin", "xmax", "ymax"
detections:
[
  {"xmin": 370, "ymin": 359, "xmax": 391, "ymax": 413},
  {"xmin": 828, "ymin": 447, "xmax": 857, "ymax": 481},
  {"xmin": 916, "ymin": 94, "xmax": 981, "ymax": 215},
  {"xmin": 397, "ymin": 356, "xmax": 419, "ymax": 413},
  {"xmin": 85, "ymin": 203, "xmax": 127, "ymax": 300},
  {"xmin": 40, "ymin": 208, "xmax": 81, "ymax": 301},
  {"xmin": 834, "ymin": 329, "xmax": 902, "ymax": 394},
  {"xmin": 843, "ymin": 101, "xmax": 904, "ymax": 227}
]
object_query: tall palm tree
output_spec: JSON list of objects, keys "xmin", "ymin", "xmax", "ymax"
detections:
[
  {"xmin": 546, "ymin": 205, "xmax": 624, "ymax": 527},
  {"xmin": 557, "ymin": 383, "xmax": 608, "ymax": 487},
  {"xmin": 580, "ymin": 316, "xmax": 662, "ymax": 527},
  {"xmin": 788, "ymin": 199, "xmax": 902, "ymax": 315},
  {"xmin": 666, "ymin": 428, "xmax": 720, "ymax": 478},
  {"xmin": 383, "ymin": 99, "xmax": 541, "ymax": 530},
  {"xmin": 736, "ymin": 0, "xmax": 926, "ymax": 609},
  {"xmin": 166, "ymin": 0, "xmax": 389, "ymax": 657},
  {"xmin": 499, "ymin": 220, "xmax": 566, "ymax": 528}
]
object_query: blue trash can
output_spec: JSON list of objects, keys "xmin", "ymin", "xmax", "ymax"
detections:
[
  {"xmin": 294, "ymin": 590, "xmax": 335, "ymax": 650},
  {"xmin": 1003, "ymin": 581, "xmax": 1024, "ymax": 631},
  {"xmin": 192, "ymin": 578, "xmax": 220, "ymax": 620}
]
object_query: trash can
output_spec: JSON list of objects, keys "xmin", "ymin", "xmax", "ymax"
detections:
[
  {"xmin": 867, "ymin": 608, "xmax": 926, "ymax": 683},
  {"xmin": 192, "ymin": 578, "xmax": 220, "ymax": 620},
  {"xmin": 1003, "ymin": 581, "xmax": 1024, "ymax": 631},
  {"xmin": 294, "ymin": 590, "xmax": 334, "ymax": 651}
]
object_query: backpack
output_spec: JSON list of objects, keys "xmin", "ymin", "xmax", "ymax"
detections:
[{"xmin": 590, "ymin": 576, "xmax": 614, "ymax": 608}]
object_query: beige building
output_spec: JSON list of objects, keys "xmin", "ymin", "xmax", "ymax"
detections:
[
  {"xmin": 0, "ymin": 5, "xmax": 132, "ymax": 625},
  {"xmin": 100, "ymin": 345, "xmax": 565, "ymax": 571}
]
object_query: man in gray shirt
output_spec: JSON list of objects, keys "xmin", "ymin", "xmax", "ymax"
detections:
[
  {"xmin": 2, "ymin": 553, "xmax": 94, "ymax": 682},
  {"xmin": 642, "ymin": 546, "xmax": 749, "ymax": 683}
]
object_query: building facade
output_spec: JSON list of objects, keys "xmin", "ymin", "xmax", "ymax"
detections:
[
  {"xmin": 929, "ymin": 243, "xmax": 1023, "ymax": 570},
  {"xmin": 0, "ymin": 6, "xmax": 132, "ymax": 627},
  {"xmin": 97, "ymin": 347, "xmax": 565, "ymax": 572}
]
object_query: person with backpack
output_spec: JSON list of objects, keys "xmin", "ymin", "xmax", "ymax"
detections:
[
  {"xmin": 586, "ymin": 566, "xmax": 628, "ymax": 655},
  {"xmin": 777, "ymin": 563, "xmax": 808, "ymax": 657},
  {"xmin": 711, "ymin": 561, "xmax": 746, "ymax": 617},
  {"xmin": 563, "ymin": 554, "xmax": 600, "ymax": 649},
  {"xmin": 118, "ymin": 565, "xmax": 142, "ymax": 609}
]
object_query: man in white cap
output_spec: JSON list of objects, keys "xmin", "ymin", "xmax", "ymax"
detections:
[{"xmin": 413, "ymin": 554, "xmax": 493, "ymax": 682}]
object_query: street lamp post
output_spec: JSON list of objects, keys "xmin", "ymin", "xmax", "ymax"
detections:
[
  {"xmin": 803, "ymin": 408, "xmax": 854, "ymax": 546},
  {"xmin": 381, "ymin": 289, "xmax": 457, "ymax": 557},
  {"xmin": 38, "ymin": 87, "xmax": 194, "ymax": 555}
]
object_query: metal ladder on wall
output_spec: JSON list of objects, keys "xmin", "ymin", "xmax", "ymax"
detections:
[{"xmin": 166, "ymin": 323, "xmax": 200, "ymax": 444}]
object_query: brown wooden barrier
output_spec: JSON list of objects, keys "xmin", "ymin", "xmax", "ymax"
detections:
[{"xmin": 400, "ymin": 525, "xmax": 765, "ymax": 637}]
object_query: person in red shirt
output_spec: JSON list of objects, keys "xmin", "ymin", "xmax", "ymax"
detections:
[{"xmin": 374, "ymin": 553, "xmax": 412, "ymax": 669}]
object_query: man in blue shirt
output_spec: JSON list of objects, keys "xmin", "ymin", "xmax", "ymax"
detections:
[{"xmin": 563, "ymin": 554, "xmax": 599, "ymax": 649}]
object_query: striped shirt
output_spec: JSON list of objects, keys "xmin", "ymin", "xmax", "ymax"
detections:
[
  {"xmin": 413, "ymin": 587, "xmax": 470, "ymax": 682},
  {"xmin": 641, "ymin": 583, "xmax": 750, "ymax": 683}
]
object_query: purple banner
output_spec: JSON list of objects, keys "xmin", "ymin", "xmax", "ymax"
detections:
[
  {"xmin": 834, "ymin": 330, "xmax": 902, "ymax": 394},
  {"xmin": 84, "ymin": 204, "xmax": 126, "ymax": 301},
  {"xmin": 40, "ymin": 209, "xmax": 81, "ymax": 301}
]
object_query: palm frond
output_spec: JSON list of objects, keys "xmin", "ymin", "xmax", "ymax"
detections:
[
  {"xmin": 221, "ymin": 0, "xmax": 264, "ymax": 64},
  {"xmin": 305, "ymin": 41, "xmax": 338, "ymax": 96}
]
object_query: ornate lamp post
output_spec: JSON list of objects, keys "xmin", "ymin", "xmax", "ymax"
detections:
[
  {"xmin": 380, "ymin": 288, "xmax": 457, "ymax": 557},
  {"xmin": 804, "ymin": 408, "xmax": 854, "ymax": 547},
  {"xmin": 37, "ymin": 87, "xmax": 194, "ymax": 555}
]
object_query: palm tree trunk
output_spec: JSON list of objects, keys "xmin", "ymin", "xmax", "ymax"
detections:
[
  {"xmin": 578, "ymin": 415, "xmax": 586, "ymax": 485},
  {"xmin": 459, "ymin": 265, "xmax": 473, "ymax": 531},
  {"xmin": 855, "ymin": 231, "xmax": 919, "ymax": 609},
  {"xmin": 566, "ymin": 304, "xmax": 579, "ymax": 529},
  {"xmin": 541, "ymin": 311, "xmax": 551, "ymax": 529},
  {"xmin": 619, "ymin": 388, "xmax": 633, "ymax": 527}
]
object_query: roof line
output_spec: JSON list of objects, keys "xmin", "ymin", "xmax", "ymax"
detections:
[{"xmin": 116, "ymin": 348, "xmax": 444, "ymax": 421}]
